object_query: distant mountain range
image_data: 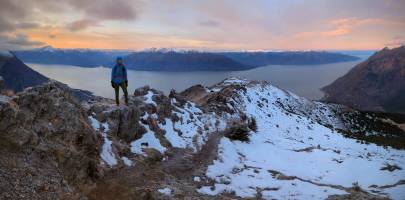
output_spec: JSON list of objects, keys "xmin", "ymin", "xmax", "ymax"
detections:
[
  {"xmin": 14, "ymin": 46, "xmax": 359, "ymax": 71},
  {"xmin": 14, "ymin": 46, "xmax": 133, "ymax": 67},
  {"xmin": 322, "ymin": 46, "xmax": 405, "ymax": 114},
  {"xmin": 0, "ymin": 51, "xmax": 49, "ymax": 92},
  {"xmin": 220, "ymin": 51, "xmax": 359, "ymax": 66},
  {"xmin": 121, "ymin": 51, "xmax": 253, "ymax": 71}
]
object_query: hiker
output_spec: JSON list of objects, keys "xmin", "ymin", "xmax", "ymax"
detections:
[{"xmin": 111, "ymin": 57, "xmax": 128, "ymax": 105}]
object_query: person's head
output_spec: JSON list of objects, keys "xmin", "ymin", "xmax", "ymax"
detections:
[{"xmin": 116, "ymin": 57, "xmax": 123, "ymax": 64}]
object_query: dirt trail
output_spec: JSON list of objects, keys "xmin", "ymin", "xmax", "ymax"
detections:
[{"xmin": 86, "ymin": 131, "xmax": 235, "ymax": 200}]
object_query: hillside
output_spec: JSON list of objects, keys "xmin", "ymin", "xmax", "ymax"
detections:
[
  {"xmin": 14, "ymin": 46, "xmax": 133, "ymax": 67},
  {"xmin": 221, "ymin": 51, "xmax": 359, "ymax": 66},
  {"xmin": 0, "ymin": 51, "xmax": 49, "ymax": 92},
  {"xmin": 122, "ymin": 51, "xmax": 252, "ymax": 71},
  {"xmin": 0, "ymin": 77, "xmax": 404, "ymax": 199},
  {"xmin": 322, "ymin": 46, "xmax": 405, "ymax": 114}
]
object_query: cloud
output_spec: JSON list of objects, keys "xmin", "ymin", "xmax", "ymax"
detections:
[
  {"xmin": 385, "ymin": 36, "xmax": 405, "ymax": 47},
  {"xmin": 320, "ymin": 18, "xmax": 357, "ymax": 37},
  {"xmin": 68, "ymin": 19, "xmax": 99, "ymax": 31},
  {"xmin": 63, "ymin": 0, "xmax": 140, "ymax": 32},
  {"xmin": 0, "ymin": 34, "xmax": 45, "ymax": 50},
  {"xmin": 321, "ymin": 27, "xmax": 352, "ymax": 37},
  {"xmin": 199, "ymin": 20, "xmax": 220, "ymax": 27},
  {"xmin": 6, "ymin": 34, "xmax": 44, "ymax": 46},
  {"xmin": 67, "ymin": 0, "xmax": 138, "ymax": 21}
]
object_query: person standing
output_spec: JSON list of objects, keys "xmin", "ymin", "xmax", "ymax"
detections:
[{"xmin": 111, "ymin": 57, "xmax": 128, "ymax": 105}]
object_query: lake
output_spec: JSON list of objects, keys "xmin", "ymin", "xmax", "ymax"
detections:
[{"xmin": 28, "ymin": 53, "xmax": 371, "ymax": 100}]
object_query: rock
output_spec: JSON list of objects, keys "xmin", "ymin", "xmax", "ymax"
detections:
[
  {"xmin": 0, "ymin": 81, "xmax": 102, "ymax": 199},
  {"xmin": 134, "ymin": 85, "xmax": 150, "ymax": 97},
  {"xmin": 143, "ymin": 148, "xmax": 163, "ymax": 163}
]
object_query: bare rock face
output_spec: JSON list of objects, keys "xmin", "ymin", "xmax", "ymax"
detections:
[
  {"xmin": 322, "ymin": 46, "xmax": 405, "ymax": 113},
  {"xmin": 0, "ymin": 81, "xmax": 102, "ymax": 199},
  {"xmin": 0, "ymin": 76, "xmax": 4, "ymax": 89}
]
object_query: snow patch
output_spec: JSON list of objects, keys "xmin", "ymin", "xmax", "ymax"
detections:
[
  {"xmin": 89, "ymin": 116, "xmax": 117, "ymax": 167},
  {"xmin": 144, "ymin": 91, "xmax": 157, "ymax": 106},
  {"xmin": 193, "ymin": 176, "xmax": 201, "ymax": 182},
  {"xmin": 121, "ymin": 156, "xmax": 133, "ymax": 166},
  {"xmin": 130, "ymin": 125, "xmax": 166, "ymax": 155},
  {"xmin": 157, "ymin": 187, "xmax": 172, "ymax": 196}
]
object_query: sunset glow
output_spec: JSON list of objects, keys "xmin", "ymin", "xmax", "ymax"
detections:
[{"xmin": 1, "ymin": 0, "xmax": 405, "ymax": 50}]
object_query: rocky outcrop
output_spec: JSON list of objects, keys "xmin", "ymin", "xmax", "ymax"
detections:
[
  {"xmin": 0, "ymin": 81, "xmax": 102, "ymax": 199},
  {"xmin": 322, "ymin": 46, "xmax": 405, "ymax": 113}
]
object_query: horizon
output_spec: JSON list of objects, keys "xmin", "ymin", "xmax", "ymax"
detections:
[
  {"xmin": 13, "ymin": 44, "xmax": 383, "ymax": 52},
  {"xmin": 1, "ymin": 0, "xmax": 404, "ymax": 51}
]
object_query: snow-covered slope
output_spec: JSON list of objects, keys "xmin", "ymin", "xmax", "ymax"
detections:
[
  {"xmin": 87, "ymin": 78, "xmax": 405, "ymax": 200},
  {"xmin": 197, "ymin": 78, "xmax": 405, "ymax": 199}
]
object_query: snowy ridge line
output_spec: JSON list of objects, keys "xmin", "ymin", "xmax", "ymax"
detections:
[
  {"xmin": 87, "ymin": 77, "xmax": 405, "ymax": 199},
  {"xmin": 197, "ymin": 77, "xmax": 405, "ymax": 199}
]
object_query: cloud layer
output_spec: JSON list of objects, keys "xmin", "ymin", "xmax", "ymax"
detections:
[{"xmin": 1, "ymin": 0, "xmax": 404, "ymax": 50}]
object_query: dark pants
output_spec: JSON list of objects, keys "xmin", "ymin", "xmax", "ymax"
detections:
[{"xmin": 113, "ymin": 82, "xmax": 128, "ymax": 105}]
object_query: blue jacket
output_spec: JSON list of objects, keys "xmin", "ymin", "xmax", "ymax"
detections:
[{"xmin": 111, "ymin": 64, "xmax": 128, "ymax": 84}]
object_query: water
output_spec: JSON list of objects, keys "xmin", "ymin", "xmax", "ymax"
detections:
[{"xmin": 28, "ymin": 59, "xmax": 366, "ymax": 100}]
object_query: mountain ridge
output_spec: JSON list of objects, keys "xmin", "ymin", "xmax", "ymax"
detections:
[
  {"xmin": 322, "ymin": 46, "xmax": 405, "ymax": 114},
  {"xmin": 0, "ymin": 52, "xmax": 49, "ymax": 93},
  {"xmin": 1, "ymin": 77, "xmax": 404, "ymax": 199},
  {"xmin": 14, "ymin": 47, "xmax": 359, "ymax": 71}
]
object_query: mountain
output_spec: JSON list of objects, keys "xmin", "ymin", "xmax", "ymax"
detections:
[
  {"xmin": 1, "ymin": 77, "xmax": 404, "ymax": 200},
  {"xmin": 14, "ymin": 46, "xmax": 133, "ymax": 67},
  {"xmin": 0, "ymin": 51, "xmax": 49, "ymax": 92},
  {"xmin": 220, "ymin": 51, "xmax": 359, "ymax": 66},
  {"xmin": 14, "ymin": 47, "xmax": 360, "ymax": 71},
  {"xmin": 322, "ymin": 46, "xmax": 405, "ymax": 114},
  {"xmin": 122, "ymin": 51, "xmax": 252, "ymax": 71}
]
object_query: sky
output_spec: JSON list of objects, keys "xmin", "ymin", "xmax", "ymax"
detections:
[{"xmin": 1, "ymin": 0, "xmax": 405, "ymax": 51}]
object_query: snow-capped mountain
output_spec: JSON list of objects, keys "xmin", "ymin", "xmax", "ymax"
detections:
[
  {"xmin": 1, "ymin": 77, "xmax": 404, "ymax": 200},
  {"xmin": 13, "ymin": 46, "xmax": 359, "ymax": 71}
]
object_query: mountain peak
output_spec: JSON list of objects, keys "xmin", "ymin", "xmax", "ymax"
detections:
[
  {"xmin": 37, "ymin": 45, "xmax": 56, "ymax": 52},
  {"xmin": 0, "ymin": 50, "xmax": 13, "ymax": 58},
  {"xmin": 322, "ymin": 45, "xmax": 405, "ymax": 113}
]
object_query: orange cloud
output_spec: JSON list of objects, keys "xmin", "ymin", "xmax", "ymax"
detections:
[{"xmin": 321, "ymin": 27, "xmax": 351, "ymax": 36}]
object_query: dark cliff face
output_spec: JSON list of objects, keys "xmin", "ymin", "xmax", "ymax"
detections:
[
  {"xmin": 322, "ymin": 46, "xmax": 405, "ymax": 114},
  {"xmin": 0, "ymin": 53, "xmax": 49, "ymax": 93}
]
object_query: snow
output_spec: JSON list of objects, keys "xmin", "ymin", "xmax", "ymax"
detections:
[
  {"xmin": 130, "ymin": 125, "xmax": 166, "ymax": 155},
  {"xmin": 0, "ymin": 95, "xmax": 10, "ymax": 104},
  {"xmin": 193, "ymin": 176, "xmax": 201, "ymax": 182},
  {"xmin": 100, "ymin": 131, "xmax": 117, "ymax": 166},
  {"xmin": 382, "ymin": 184, "xmax": 405, "ymax": 200},
  {"xmin": 144, "ymin": 91, "xmax": 157, "ymax": 106},
  {"xmin": 89, "ymin": 115, "xmax": 100, "ymax": 130},
  {"xmin": 138, "ymin": 100, "xmax": 226, "ymax": 151},
  {"xmin": 169, "ymin": 102, "xmax": 226, "ymax": 150},
  {"xmin": 198, "ymin": 79, "xmax": 405, "ymax": 199},
  {"xmin": 0, "ymin": 50, "xmax": 13, "ymax": 57},
  {"xmin": 89, "ymin": 116, "xmax": 117, "ymax": 166},
  {"xmin": 157, "ymin": 187, "xmax": 172, "ymax": 195},
  {"xmin": 121, "ymin": 156, "xmax": 133, "ymax": 166}
]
